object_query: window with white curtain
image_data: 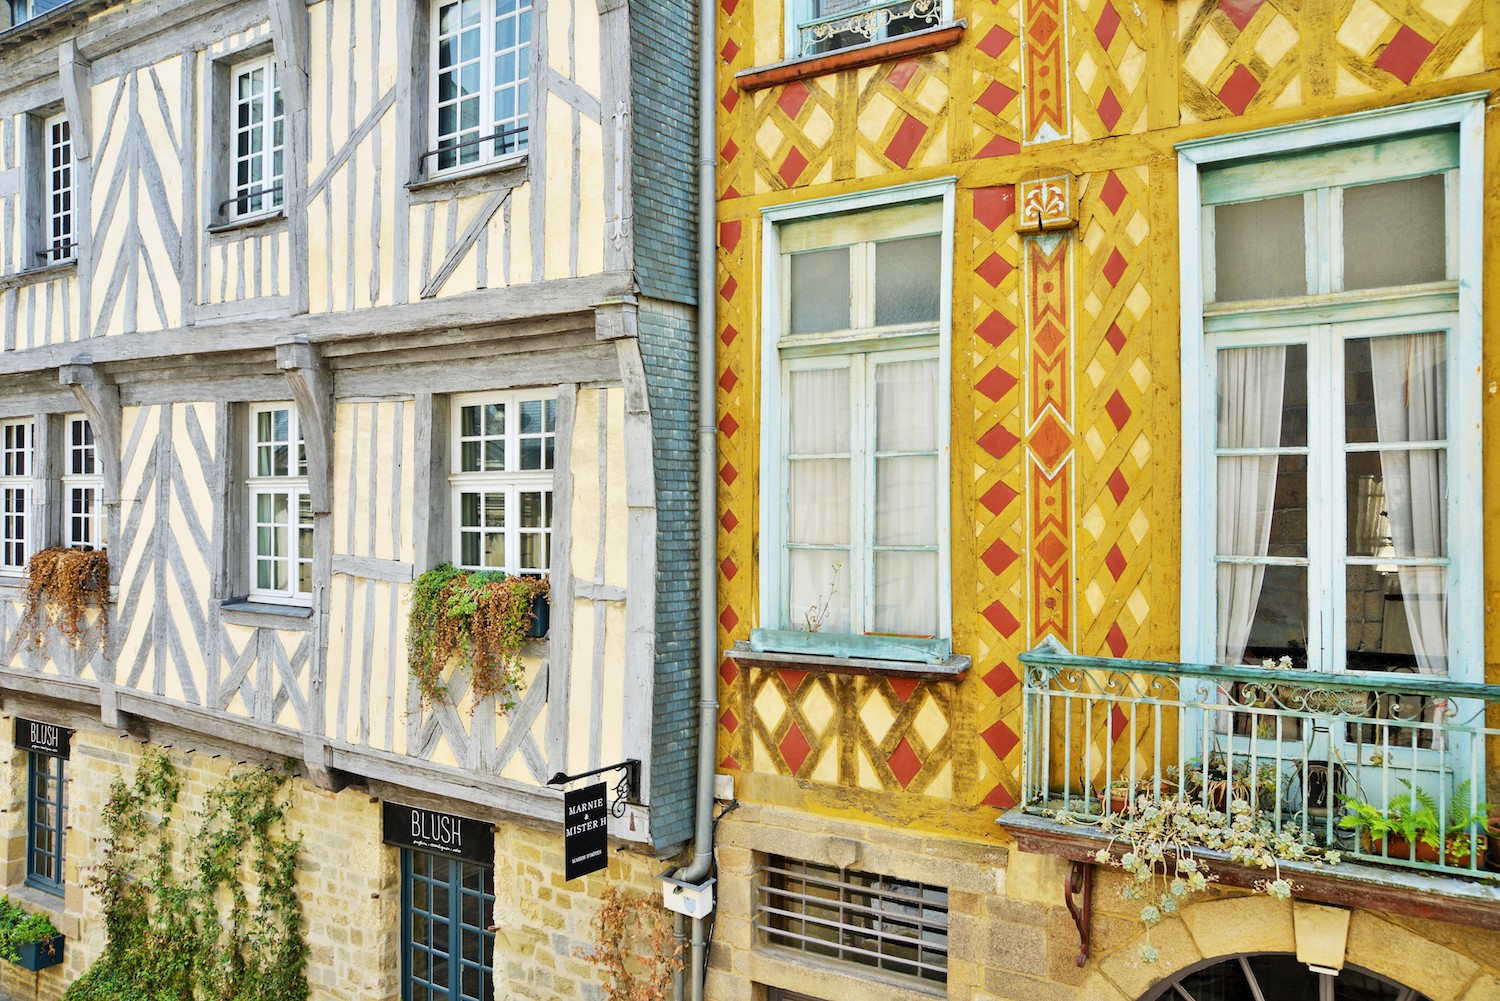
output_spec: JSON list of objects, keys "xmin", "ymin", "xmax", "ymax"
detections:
[
  {"xmin": 758, "ymin": 189, "xmax": 953, "ymax": 661},
  {"xmin": 1185, "ymin": 119, "xmax": 1479, "ymax": 682},
  {"xmin": 784, "ymin": 0, "xmax": 949, "ymax": 59}
]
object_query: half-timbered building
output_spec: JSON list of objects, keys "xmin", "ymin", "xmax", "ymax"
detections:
[
  {"xmin": 0, "ymin": 0, "xmax": 701, "ymax": 997},
  {"xmin": 708, "ymin": 0, "xmax": 1500, "ymax": 999}
]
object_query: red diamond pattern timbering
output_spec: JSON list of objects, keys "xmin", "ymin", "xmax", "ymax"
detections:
[
  {"xmin": 1100, "ymin": 173, "xmax": 1127, "ymax": 214},
  {"xmin": 1107, "ymin": 468, "xmax": 1129, "ymax": 504},
  {"xmin": 720, "ymin": 659, "xmax": 738, "ymax": 685},
  {"xmin": 1106, "ymin": 623, "xmax": 1128, "ymax": 657},
  {"xmin": 720, "ymin": 510, "xmax": 738, "ymax": 532},
  {"xmin": 1109, "ymin": 703, "xmax": 1128, "ymax": 742},
  {"xmin": 981, "ymin": 480, "xmax": 1020, "ymax": 515},
  {"xmin": 777, "ymin": 81, "xmax": 811, "ymax": 119},
  {"xmin": 780, "ymin": 722, "xmax": 812, "ymax": 773},
  {"xmin": 888, "ymin": 676, "xmax": 920, "ymax": 704},
  {"xmin": 977, "ymin": 253, "xmax": 1015, "ymax": 288},
  {"xmin": 720, "ymin": 219, "xmax": 741, "ymax": 252},
  {"xmin": 887, "ymin": 738, "xmax": 923, "ymax": 788},
  {"xmin": 978, "ymin": 311, "xmax": 1017, "ymax": 346},
  {"xmin": 977, "ymin": 367, "xmax": 1019, "ymax": 401},
  {"xmin": 1102, "ymin": 249, "xmax": 1128, "ymax": 287},
  {"xmin": 984, "ymin": 783, "xmax": 1018, "ymax": 809},
  {"xmin": 722, "ymin": 710, "xmax": 739, "ymax": 733},
  {"xmin": 978, "ymin": 24, "xmax": 1016, "ymax": 57},
  {"xmin": 984, "ymin": 664, "xmax": 1018, "ymax": 698},
  {"xmin": 720, "ymin": 556, "xmax": 738, "ymax": 580},
  {"xmin": 720, "ymin": 606, "xmax": 739, "ymax": 632},
  {"xmin": 983, "ymin": 539, "xmax": 1020, "ymax": 576},
  {"xmin": 1105, "ymin": 390, "xmax": 1131, "ymax": 431},
  {"xmin": 983, "ymin": 601, "xmax": 1022, "ymax": 637},
  {"xmin": 719, "ymin": 461, "xmax": 737, "ymax": 485},
  {"xmin": 973, "ymin": 186, "xmax": 1016, "ymax": 231},
  {"xmin": 1374, "ymin": 25, "xmax": 1435, "ymax": 84},
  {"xmin": 982, "ymin": 720, "xmax": 1019, "ymax": 760},
  {"xmin": 979, "ymin": 424, "xmax": 1021, "ymax": 461},
  {"xmin": 1217, "ymin": 64, "xmax": 1261, "ymax": 115},
  {"xmin": 718, "ymin": 414, "xmax": 738, "ymax": 437},
  {"xmin": 1105, "ymin": 545, "xmax": 1127, "ymax": 581},
  {"xmin": 780, "ymin": 669, "xmax": 807, "ymax": 694}
]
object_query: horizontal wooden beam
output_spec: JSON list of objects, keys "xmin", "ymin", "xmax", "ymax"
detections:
[{"xmin": 998, "ymin": 811, "xmax": 1500, "ymax": 932}]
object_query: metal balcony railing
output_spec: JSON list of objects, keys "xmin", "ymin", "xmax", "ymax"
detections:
[{"xmin": 1019, "ymin": 639, "xmax": 1500, "ymax": 879}]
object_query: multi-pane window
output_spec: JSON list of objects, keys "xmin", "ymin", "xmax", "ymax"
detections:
[
  {"xmin": 757, "ymin": 857, "xmax": 948, "ymax": 983},
  {"xmin": 786, "ymin": 0, "xmax": 947, "ymax": 58},
  {"xmin": 229, "ymin": 56, "xmax": 284, "ymax": 218},
  {"xmin": 762, "ymin": 197, "xmax": 951, "ymax": 649},
  {"xmin": 63, "ymin": 415, "xmax": 103, "ymax": 550},
  {"xmin": 26, "ymin": 751, "xmax": 66, "ymax": 894},
  {"xmin": 429, "ymin": 0, "xmax": 532, "ymax": 174},
  {"xmin": 247, "ymin": 404, "xmax": 312, "ymax": 602},
  {"xmin": 449, "ymin": 392, "xmax": 554, "ymax": 573},
  {"xmin": 1, "ymin": 420, "xmax": 33, "ymax": 572},
  {"xmin": 42, "ymin": 113, "xmax": 74, "ymax": 264},
  {"xmin": 1188, "ymin": 126, "xmax": 1475, "ymax": 682},
  {"xmin": 402, "ymin": 850, "xmax": 494, "ymax": 1001}
]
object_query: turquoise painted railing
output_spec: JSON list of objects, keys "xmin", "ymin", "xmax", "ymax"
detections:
[{"xmin": 1018, "ymin": 639, "xmax": 1500, "ymax": 879}]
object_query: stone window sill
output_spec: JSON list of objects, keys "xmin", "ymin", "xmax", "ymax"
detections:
[
  {"xmin": 736, "ymin": 21, "xmax": 965, "ymax": 93},
  {"xmin": 407, "ymin": 156, "xmax": 529, "ymax": 203},
  {"xmin": 208, "ymin": 211, "xmax": 286, "ymax": 236}
]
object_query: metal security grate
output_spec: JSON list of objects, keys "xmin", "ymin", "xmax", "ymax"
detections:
[{"xmin": 755, "ymin": 857, "xmax": 948, "ymax": 983}]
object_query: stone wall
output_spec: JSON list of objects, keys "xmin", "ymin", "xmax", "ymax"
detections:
[
  {"xmin": 708, "ymin": 802, "xmax": 1500, "ymax": 1001},
  {"xmin": 0, "ymin": 720, "xmax": 671, "ymax": 1001}
]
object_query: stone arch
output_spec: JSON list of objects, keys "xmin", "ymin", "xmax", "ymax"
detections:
[{"xmin": 1073, "ymin": 893, "xmax": 1489, "ymax": 1001}]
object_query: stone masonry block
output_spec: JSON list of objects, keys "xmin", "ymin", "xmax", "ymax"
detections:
[
  {"xmin": 1179, "ymin": 895, "xmax": 1294, "ymax": 958},
  {"xmin": 1346, "ymin": 911, "xmax": 1479, "ymax": 1000}
]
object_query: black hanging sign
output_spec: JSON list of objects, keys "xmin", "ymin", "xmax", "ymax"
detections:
[
  {"xmin": 564, "ymin": 782, "xmax": 609, "ymax": 880},
  {"xmin": 382, "ymin": 802, "xmax": 495, "ymax": 864},
  {"xmin": 14, "ymin": 718, "xmax": 71, "ymax": 759}
]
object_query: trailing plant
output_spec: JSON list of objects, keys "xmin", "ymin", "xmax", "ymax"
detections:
[
  {"xmin": 406, "ymin": 563, "xmax": 549, "ymax": 712},
  {"xmin": 0, "ymin": 896, "xmax": 61, "ymax": 964},
  {"xmin": 1339, "ymin": 778, "xmax": 1492, "ymax": 857},
  {"xmin": 63, "ymin": 747, "xmax": 307, "ymax": 1001},
  {"xmin": 577, "ymin": 885, "xmax": 683, "ymax": 1001},
  {"xmin": 1064, "ymin": 795, "xmax": 1339, "ymax": 964},
  {"xmin": 24, "ymin": 546, "xmax": 109, "ymax": 650}
]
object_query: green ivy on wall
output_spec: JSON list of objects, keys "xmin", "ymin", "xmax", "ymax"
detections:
[{"xmin": 64, "ymin": 747, "xmax": 307, "ymax": 1001}]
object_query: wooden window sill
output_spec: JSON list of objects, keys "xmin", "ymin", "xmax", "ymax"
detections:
[
  {"xmin": 736, "ymin": 21, "xmax": 965, "ymax": 93},
  {"xmin": 998, "ymin": 810, "xmax": 1500, "ymax": 932},
  {"xmin": 730, "ymin": 640, "xmax": 970, "ymax": 680}
]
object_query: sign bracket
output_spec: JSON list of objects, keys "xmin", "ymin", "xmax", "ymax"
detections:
[{"xmin": 547, "ymin": 759, "xmax": 640, "ymax": 819}]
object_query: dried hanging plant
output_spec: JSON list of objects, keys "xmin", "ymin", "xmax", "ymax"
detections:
[
  {"xmin": 407, "ymin": 564, "xmax": 549, "ymax": 713},
  {"xmin": 577, "ymin": 885, "xmax": 683, "ymax": 1001},
  {"xmin": 24, "ymin": 546, "xmax": 109, "ymax": 650}
]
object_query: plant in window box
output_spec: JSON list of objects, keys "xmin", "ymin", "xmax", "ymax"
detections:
[
  {"xmin": 1339, "ymin": 779, "xmax": 1491, "ymax": 868},
  {"xmin": 23, "ymin": 546, "xmax": 109, "ymax": 651},
  {"xmin": 407, "ymin": 563, "xmax": 549, "ymax": 713},
  {"xmin": 0, "ymin": 896, "xmax": 63, "ymax": 972},
  {"xmin": 1176, "ymin": 751, "xmax": 1282, "ymax": 815}
]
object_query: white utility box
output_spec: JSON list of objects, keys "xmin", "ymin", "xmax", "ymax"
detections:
[{"xmin": 659, "ymin": 875, "xmax": 715, "ymax": 919}]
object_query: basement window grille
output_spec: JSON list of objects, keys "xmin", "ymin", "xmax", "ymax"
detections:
[{"xmin": 756, "ymin": 857, "xmax": 949, "ymax": 983}]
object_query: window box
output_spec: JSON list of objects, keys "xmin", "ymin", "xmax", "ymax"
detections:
[
  {"xmin": 749, "ymin": 628, "xmax": 948, "ymax": 666},
  {"xmin": 525, "ymin": 590, "xmax": 549, "ymax": 639},
  {"xmin": 11, "ymin": 934, "xmax": 63, "ymax": 972}
]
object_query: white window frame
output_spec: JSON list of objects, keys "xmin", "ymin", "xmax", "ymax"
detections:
[
  {"xmin": 0, "ymin": 419, "xmax": 35, "ymax": 575},
  {"xmin": 246, "ymin": 403, "xmax": 312, "ymax": 604},
  {"xmin": 427, "ymin": 0, "xmax": 533, "ymax": 177},
  {"xmin": 782, "ymin": 0, "xmax": 951, "ymax": 60},
  {"xmin": 41, "ymin": 112, "xmax": 74, "ymax": 265},
  {"xmin": 227, "ymin": 54, "xmax": 285, "ymax": 220},
  {"xmin": 62, "ymin": 414, "xmax": 103, "ymax": 551},
  {"xmin": 757, "ymin": 178, "xmax": 955, "ymax": 662},
  {"xmin": 448, "ymin": 390, "xmax": 556, "ymax": 575},
  {"xmin": 1178, "ymin": 94, "xmax": 1484, "ymax": 683}
]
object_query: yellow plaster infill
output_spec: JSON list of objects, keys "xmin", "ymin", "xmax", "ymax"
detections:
[
  {"xmin": 576, "ymin": 115, "xmax": 607, "ymax": 277},
  {"xmin": 602, "ymin": 388, "xmax": 628, "ymax": 588},
  {"xmin": 543, "ymin": 92, "xmax": 576, "ymax": 282},
  {"xmin": 506, "ymin": 183, "xmax": 535, "ymax": 286}
]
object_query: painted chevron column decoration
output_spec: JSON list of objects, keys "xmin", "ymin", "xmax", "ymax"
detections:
[
  {"xmin": 1023, "ymin": 236, "xmax": 1075, "ymax": 649},
  {"xmin": 1021, "ymin": 0, "xmax": 1071, "ymax": 143}
]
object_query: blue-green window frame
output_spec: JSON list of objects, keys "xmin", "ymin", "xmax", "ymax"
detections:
[
  {"xmin": 401, "ymin": 849, "xmax": 495, "ymax": 1001},
  {"xmin": 26, "ymin": 750, "xmax": 65, "ymax": 895}
]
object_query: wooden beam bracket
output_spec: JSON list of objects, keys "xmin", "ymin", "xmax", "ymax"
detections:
[
  {"xmin": 1065, "ymin": 860, "xmax": 1094, "ymax": 967},
  {"xmin": 276, "ymin": 338, "xmax": 333, "ymax": 513}
]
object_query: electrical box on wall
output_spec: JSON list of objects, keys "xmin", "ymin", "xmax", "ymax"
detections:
[{"xmin": 660, "ymin": 875, "xmax": 715, "ymax": 919}]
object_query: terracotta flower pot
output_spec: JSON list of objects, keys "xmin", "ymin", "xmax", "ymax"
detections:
[
  {"xmin": 1485, "ymin": 820, "xmax": 1500, "ymax": 872},
  {"xmin": 1375, "ymin": 834, "xmax": 1478, "ymax": 869}
]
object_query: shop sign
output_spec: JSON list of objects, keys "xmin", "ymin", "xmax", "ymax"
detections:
[
  {"xmin": 14, "ymin": 718, "xmax": 70, "ymax": 759},
  {"xmin": 382, "ymin": 802, "xmax": 495, "ymax": 864},
  {"xmin": 564, "ymin": 782, "xmax": 609, "ymax": 880}
]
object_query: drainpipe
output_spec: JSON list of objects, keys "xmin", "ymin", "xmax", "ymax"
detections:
[{"xmin": 667, "ymin": 0, "xmax": 720, "ymax": 998}]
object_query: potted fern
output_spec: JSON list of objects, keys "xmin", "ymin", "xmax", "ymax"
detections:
[
  {"xmin": 1339, "ymin": 779, "xmax": 1491, "ymax": 868},
  {"xmin": 0, "ymin": 896, "xmax": 63, "ymax": 972}
]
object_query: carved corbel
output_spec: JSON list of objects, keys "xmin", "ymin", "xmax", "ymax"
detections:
[
  {"xmin": 58, "ymin": 40, "xmax": 92, "ymax": 160},
  {"xmin": 1016, "ymin": 174, "xmax": 1079, "ymax": 234},
  {"xmin": 593, "ymin": 294, "xmax": 639, "ymax": 341},
  {"xmin": 276, "ymin": 338, "xmax": 333, "ymax": 513},
  {"xmin": 59, "ymin": 359, "xmax": 120, "ymax": 503}
]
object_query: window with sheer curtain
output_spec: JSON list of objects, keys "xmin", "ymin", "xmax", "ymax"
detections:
[
  {"xmin": 1194, "ymin": 129, "xmax": 1471, "ymax": 679},
  {"xmin": 759, "ymin": 197, "xmax": 952, "ymax": 659}
]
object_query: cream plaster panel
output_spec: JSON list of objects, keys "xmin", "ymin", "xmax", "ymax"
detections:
[
  {"xmin": 543, "ymin": 93, "xmax": 574, "ymax": 281},
  {"xmin": 325, "ymin": 574, "xmax": 355, "ymax": 744},
  {"xmin": 597, "ymin": 598, "xmax": 627, "ymax": 759},
  {"xmin": 751, "ymin": 0, "xmax": 782, "ymax": 65},
  {"xmin": 602, "ymin": 388, "xmax": 627, "ymax": 588},
  {"xmin": 569, "ymin": 388, "xmax": 602, "ymax": 580},
  {"xmin": 566, "ymin": 596, "xmax": 597, "ymax": 774},
  {"xmin": 576, "ymin": 115, "xmax": 605, "ymax": 276},
  {"xmin": 507, "ymin": 182, "xmax": 533, "ymax": 285}
]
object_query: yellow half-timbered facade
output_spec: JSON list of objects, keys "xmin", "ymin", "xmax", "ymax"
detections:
[
  {"xmin": 710, "ymin": 0, "xmax": 1500, "ymax": 998},
  {"xmin": 0, "ymin": 0, "xmax": 702, "ymax": 997}
]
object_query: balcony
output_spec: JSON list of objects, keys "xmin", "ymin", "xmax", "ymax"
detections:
[{"xmin": 1000, "ymin": 640, "xmax": 1500, "ymax": 930}]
